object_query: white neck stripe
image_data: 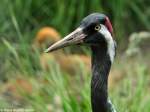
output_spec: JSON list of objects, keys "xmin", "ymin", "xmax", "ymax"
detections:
[{"xmin": 99, "ymin": 24, "xmax": 116, "ymax": 63}]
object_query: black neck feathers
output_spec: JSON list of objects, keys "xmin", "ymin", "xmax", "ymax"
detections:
[{"xmin": 91, "ymin": 43, "xmax": 112, "ymax": 112}]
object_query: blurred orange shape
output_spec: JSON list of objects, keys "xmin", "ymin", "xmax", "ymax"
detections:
[{"xmin": 33, "ymin": 27, "xmax": 61, "ymax": 49}]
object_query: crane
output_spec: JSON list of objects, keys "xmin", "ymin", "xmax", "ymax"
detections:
[{"xmin": 45, "ymin": 13, "xmax": 117, "ymax": 112}]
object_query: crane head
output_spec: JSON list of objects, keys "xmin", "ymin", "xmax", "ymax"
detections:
[{"xmin": 45, "ymin": 13, "xmax": 115, "ymax": 57}]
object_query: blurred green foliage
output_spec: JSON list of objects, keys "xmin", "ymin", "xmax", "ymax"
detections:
[{"xmin": 0, "ymin": 0, "xmax": 150, "ymax": 42}]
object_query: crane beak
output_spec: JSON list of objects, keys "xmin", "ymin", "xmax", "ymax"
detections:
[{"xmin": 45, "ymin": 27, "xmax": 86, "ymax": 52}]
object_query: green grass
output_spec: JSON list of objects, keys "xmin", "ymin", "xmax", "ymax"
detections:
[
  {"xmin": 0, "ymin": 0, "xmax": 149, "ymax": 41},
  {"xmin": 111, "ymin": 59, "xmax": 150, "ymax": 112},
  {"xmin": 1, "ymin": 37, "xmax": 150, "ymax": 111}
]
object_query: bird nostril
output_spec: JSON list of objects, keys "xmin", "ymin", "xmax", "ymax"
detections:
[{"xmin": 66, "ymin": 37, "xmax": 74, "ymax": 41}]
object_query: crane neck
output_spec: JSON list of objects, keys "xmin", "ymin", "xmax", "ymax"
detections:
[{"xmin": 91, "ymin": 44, "xmax": 115, "ymax": 112}]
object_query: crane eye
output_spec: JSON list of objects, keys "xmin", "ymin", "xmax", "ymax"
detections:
[{"xmin": 94, "ymin": 25, "xmax": 101, "ymax": 31}]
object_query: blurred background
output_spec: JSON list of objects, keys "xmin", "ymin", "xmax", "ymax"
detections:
[{"xmin": 0, "ymin": 0, "xmax": 150, "ymax": 112}]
